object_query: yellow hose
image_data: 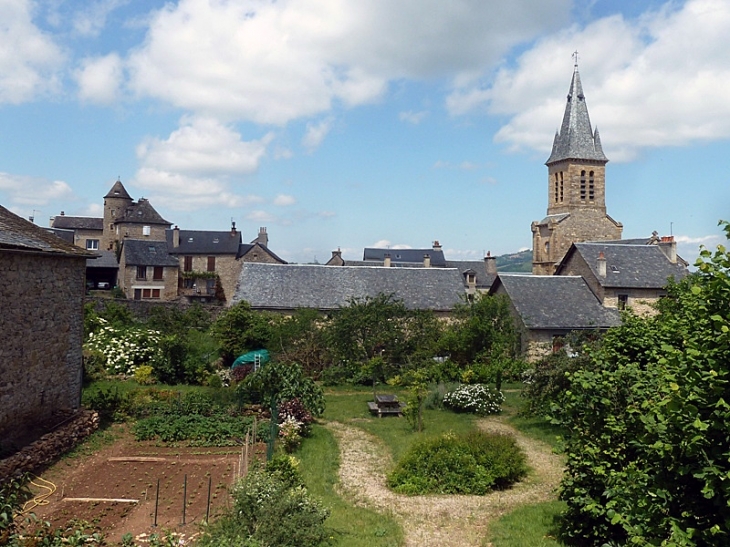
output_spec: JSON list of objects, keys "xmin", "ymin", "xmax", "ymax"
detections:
[{"xmin": 21, "ymin": 475, "xmax": 57, "ymax": 514}]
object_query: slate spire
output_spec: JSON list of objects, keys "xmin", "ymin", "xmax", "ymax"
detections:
[{"xmin": 546, "ymin": 66, "xmax": 607, "ymax": 164}]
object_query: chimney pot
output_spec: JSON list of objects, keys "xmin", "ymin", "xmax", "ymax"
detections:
[
  {"xmin": 423, "ymin": 254, "xmax": 431, "ymax": 268},
  {"xmin": 384, "ymin": 253, "xmax": 391, "ymax": 267},
  {"xmin": 597, "ymin": 251, "xmax": 607, "ymax": 277}
]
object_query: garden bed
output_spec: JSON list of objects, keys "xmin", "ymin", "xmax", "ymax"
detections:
[{"xmin": 20, "ymin": 426, "xmax": 266, "ymax": 543}]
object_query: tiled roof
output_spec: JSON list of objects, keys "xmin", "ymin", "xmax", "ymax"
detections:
[
  {"xmin": 491, "ymin": 274, "xmax": 621, "ymax": 330},
  {"xmin": 118, "ymin": 199, "xmax": 171, "ymax": 226},
  {"xmin": 546, "ymin": 67, "xmax": 608, "ymax": 164},
  {"xmin": 562, "ymin": 242, "xmax": 689, "ymax": 288},
  {"xmin": 363, "ymin": 248, "xmax": 447, "ymax": 267},
  {"xmin": 0, "ymin": 205, "xmax": 93, "ymax": 257},
  {"xmin": 104, "ymin": 180, "xmax": 133, "ymax": 200},
  {"xmin": 232, "ymin": 263, "xmax": 465, "ymax": 311},
  {"xmin": 87, "ymin": 250, "xmax": 119, "ymax": 268},
  {"xmin": 167, "ymin": 229, "xmax": 241, "ymax": 254},
  {"xmin": 121, "ymin": 239, "xmax": 179, "ymax": 267},
  {"xmin": 51, "ymin": 215, "xmax": 104, "ymax": 231}
]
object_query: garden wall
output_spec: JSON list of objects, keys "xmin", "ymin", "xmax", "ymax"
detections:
[{"xmin": 86, "ymin": 297, "xmax": 226, "ymax": 321}]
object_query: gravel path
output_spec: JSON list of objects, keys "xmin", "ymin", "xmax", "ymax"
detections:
[{"xmin": 326, "ymin": 417, "xmax": 564, "ymax": 547}]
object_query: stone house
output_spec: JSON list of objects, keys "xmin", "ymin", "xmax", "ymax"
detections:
[
  {"xmin": 49, "ymin": 214, "xmax": 104, "ymax": 251},
  {"xmin": 232, "ymin": 262, "xmax": 465, "ymax": 315},
  {"xmin": 118, "ymin": 239, "xmax": 179, "ymax": 301},
  {"xmin": 0, "ymin": 204, "xmax": 94, "ymax": 452},
  {"xmin": 531, "ymin": 65, "xmax": 623, "ymax": 275},
  {"xmin": 488, "ymin": 274, "xmax": 621, "ymax": 359},
  {"xmin": 555, "ymin": 237, "xmax": 689, "ymax": 313}
]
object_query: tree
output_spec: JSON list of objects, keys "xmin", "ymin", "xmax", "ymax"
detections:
[
  {"xmin": 211, "ymin": 301, "xmax": 272, "ymax": 364},
  {"xmin": 555, "ymin": 221, "xmax": 730, "ymax": 546}
]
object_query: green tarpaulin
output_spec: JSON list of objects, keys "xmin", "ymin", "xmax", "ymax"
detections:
[{"xmin": 231, "ymin": 349, "xmax": 270, "ymax": 369}]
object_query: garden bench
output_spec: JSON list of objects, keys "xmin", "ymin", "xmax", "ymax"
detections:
[{"xmin": 368, "ymin": 394, "xmax": 406, "ymax": 417}]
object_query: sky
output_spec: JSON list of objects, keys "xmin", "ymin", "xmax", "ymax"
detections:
[{"xmin": 0, "ymin": 0, "xmax": 728, "ymax": 264}]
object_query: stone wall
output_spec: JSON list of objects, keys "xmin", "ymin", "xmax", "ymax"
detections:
[
  {"xmin": 0, "ymin": 252, "xmax": 87, "ymax": 447},
  {"xmin": 86, "ymin": 296, "xmax": 225, "ymax": 321},
  {"xmin": 0, "ymin": 410, "xmax": 99, "ymax": 480}
]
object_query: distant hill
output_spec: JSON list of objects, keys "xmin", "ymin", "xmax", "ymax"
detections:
[{"xmin": 495, "ymin": 249, "xmax": 532, "ymax": 272}]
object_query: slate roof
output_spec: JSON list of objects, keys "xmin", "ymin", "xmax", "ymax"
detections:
[
  {"xmin": 121, "ymin": 239, "xmax": 179, "ymax": 267},
  {"xmin": 238, "ymin": 243, "xmax": 287, "ymax": 263},
  {"xmin": 166, "ymin": 229, "xmax": 241, "ymax": 254},
  {"xmin": 0, "ymin": 205, "xmax": 93, "ymax": 257},
  {"xmin": 118, "ymin": 199, "xmax": 171, "ymax": 226},
  {"xmin": 45, "ymin": 227, "xmax": 75, "ymax": 244},
  {"xmin": 559, "ymin": 242, "xmax": 689, "ymax": 289},
  {"xmin": 363, "ymin": 247, "xmax": 447, "ymax": 267},
  {"xmin": 535, "ymin": 213, "xmax": 570, "ymax": 226},
  {"xmin": 445, "ymin": 260, "xmax": 496, "ymax": 289},
  {"xmin": 491, "ymin": 274, "xmax": 621, "ymax": 330},
  {"xmin": 104, "ymin": 179, "xmax": 133, "ymax": 200},
  {"xmin": 87, "ymin": 250, "xmax": 119, "ymax": 269},
  {"xmin": 546, "ymin": 67, "xmax": 608, "ymax": 164},
  {"xmin": 51, "ymin": 215, "xmax": 104, "ymax": 231},
  {"xmin": 232, "ymin": 263, "xmax": 465, "ymax": 311}
]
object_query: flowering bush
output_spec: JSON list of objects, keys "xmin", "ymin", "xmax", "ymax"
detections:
[
  {"xmin": 278, "ymin": 417, "xmax": 303, "ymax": 453},
  {"xmin": 443, "ymin": 383, "xmax": 504, "ymax": 415},
  {"xmin": 84, "ymin": 319, "xmax": 163, "ymax": 376}
]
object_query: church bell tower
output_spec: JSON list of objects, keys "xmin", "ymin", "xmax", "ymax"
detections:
[{"xmin": 531, "ymin": 60, "xmax": 622, "ymax": 275}]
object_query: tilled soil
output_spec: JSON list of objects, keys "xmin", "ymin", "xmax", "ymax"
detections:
[{"xmin": 327, "ymin": 417, "xmax": 564, "ymax": 547}]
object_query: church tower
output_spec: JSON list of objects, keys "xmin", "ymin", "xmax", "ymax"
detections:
[{"xmin": 531, "ymin": 62, "xmax": 622, "ymax": 275}]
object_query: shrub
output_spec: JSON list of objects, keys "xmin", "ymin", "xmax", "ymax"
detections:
[
  {"xmin": 443, "ymin": 383, "xmax": 504, "ymax": 415},
  {"xmin": 134, "ymin": 365, "xmax": 156, "ymax": 385},
  {"xmin": 387, "ymin": 431, "xmax": 527, "ymax": 495},
  {"xmin": 197, "ymin": 460, "xmax": 329, "ymax": 547},
  {"xmin": 231, "ymin": 364, "xmax": 253, "ymax": 384},
  {"xmin": 83, "ymin": 322, "xmax": 163, "ymax": 376},
  {"xmin": 242, "ymin": 361, "xmax": 325, "ymax": 417},
  {"xmin": 82, "ymin": 387, "xmax": 130, "ymax": 422}
]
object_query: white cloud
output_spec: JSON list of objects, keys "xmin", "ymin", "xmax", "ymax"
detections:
[
  {"xmin": 127, "ymin": 0, "xmax": 570, "ymax": 125},
  {"xmin": 72, "ymin": 0, "xmax": 127, "ymax": 37},
  {"xmin": 246, "ymin": 210, "xmax": 277, "ymax": 223},
  {"xmin": 302, "ymin": 118, "xmax": 333, "ymax": 151},
  {"xmin": 273, "ymin": 194, "xmax": 296, "ymax": 206},
  {"xmin": 369, "ymin": 239, "xmax": 412, "ymax": 249},
  {"xmin": 75, "ymin": 53, "xmax": 124, "ymax": 104},
  {"xmin": 443, "ymin": 248, "xmax": 483, "ymax": 260},
  {"xmin": 0, "ymin": 0, "xmax": 64, "ymax": 103},
  {"xmin": 0, "ymin": 172, "xmax": 73, "ymax": 207},
  {"xmin": 399, "ymin": 110, "xmax": 428, "ymax": 124},
  {"xmin": 454, "ymin": 0, "xmax": 730, "ymax": 161}
]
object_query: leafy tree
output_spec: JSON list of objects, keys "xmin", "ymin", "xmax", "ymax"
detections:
[
  {"xmin": 555, "ymin": 221, "xmax": 730, "ymax": 546},
  {"xmin": 267, "ymin": 309, "xmax": 329, "ymax": 377},
  {"xmin": 211, "ymin": 300, "xmax": 273, "ymax": 364},
  {"xmin": 440, "ymin": 293, "xmax": 519, "ymax": 387}
]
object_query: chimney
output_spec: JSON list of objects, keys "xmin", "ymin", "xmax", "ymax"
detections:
[
  {"xmin": 384, "ymin": 253, "xmax": 391, "ymax": 267},
  {"xmin": 60, "ymin": 211, "xmax": 65, "ymax": 216},
  {"xmin": 658, "ymin": 235, "xmax": 677, "ymax": 264},
  {"xmin": 230, "ymin": 221, "xmax": 237, "ymax": 237},
  {"xmin": 597, "ymin": 251, "xmax": 607, "ymax": 277},
  {"xmin": 172, "ymin": 225, "xmax": 180, "ymax": 248},
  {"xmin": 464, "ymin": 270, "xmax": 477, "ymax": 295},
  {"xmin": 433, "ymin": 240, "xmax": 442, "ymax": 252},
  {"xmin": 484, "ymin": 251, "xmax": 497, "ymax": 275},
  {"xmin": 424, "ymin": 254, "xmax": 431, "ymax": 268},
  {"xmin": 257, "ymin": 226, "xmax": 268, "ymax": 247}
]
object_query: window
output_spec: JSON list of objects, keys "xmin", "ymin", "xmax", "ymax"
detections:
[
  {"xmin": 143, "ymin": 288, "xmax": 151, "ymax": 298},
  {"xmin": 580, "ymin": 170, "xmax": 586, "ymax": 200},
  {"xmin": 206, "ymin": 278, "xmax": 216, "ymax": 295},
  {"xmin": 143, "ymin": 225, "xmax": 151, "ymax": 236},
  {"xmin": 207, "ymin": 256, "xmax": 216, "ymax": 272},
  {"xmin": 136, "ymin": 266, "xmax": 146, "ymax": 280},
  {"xmin": 184, "ymin": 278, "xmax": 195, "ymax": 289},
  {"xmin": 152, "ymin": 289, "xmax": 160, "ymax": 298},
  {"xmin": 618, "ymin": 294, "xmax": 628, "ymax": 310},
  {"xmin": 184, "ymin": 256, "xmax": 193, "ymax": 272},
  {"xmin": 86, "ymin": 239, "xmax": 99, "ymax": 250},
  {"xmin": 153, "ymin": 266, "xmax": 163, "ymax": 280},
  {"xmin": 559, "ymin": 172, "xmax": 564, "ymax": 202},
  {"xmin": 553, "ymin": 173, "xmax": 559, "ymax": 203},
  {"xmin": 589, "ymin": 171, "xmax": 595, "ymax": 200}
]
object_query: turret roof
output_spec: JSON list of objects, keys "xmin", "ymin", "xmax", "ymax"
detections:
[
  {"xmin": 546, "ymin": 67, "xmax": 608, "ymax": 164},
  {"xmin": 104, "ymin": 179, "xmax": 133, "ymax": 200}
]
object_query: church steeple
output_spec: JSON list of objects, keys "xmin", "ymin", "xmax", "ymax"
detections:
[{"xmin": 546, "ymin": 65, "xmax": 607, "ymax": 165}]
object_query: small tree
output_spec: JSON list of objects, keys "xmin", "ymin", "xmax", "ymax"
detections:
[{"xmin": 211, "ymin": 300, "xmax": 272, "ymax": 364}]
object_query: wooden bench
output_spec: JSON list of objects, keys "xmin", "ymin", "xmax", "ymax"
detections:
[{"xmin": 368, "ymin": 394, "xmax": 406, "ymax": 417}]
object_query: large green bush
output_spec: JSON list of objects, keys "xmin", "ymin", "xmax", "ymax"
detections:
[
  {"xmin": 554, "ymin": 221, "xmax": 730, "ymax": 546},
  {"xmin": 387, "ymin": 431, "xmax": 527, "ymax": 495},
  {"xmin": 197, "ymin": 456, "xmax": 329, "ymax": 547}
]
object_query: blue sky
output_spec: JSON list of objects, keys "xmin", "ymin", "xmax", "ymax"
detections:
[{"xmin": 0, "ymin": 0, "xmax": 728, "ymax": 264}]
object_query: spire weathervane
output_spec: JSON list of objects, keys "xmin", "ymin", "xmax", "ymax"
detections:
[{"xmin": 572, "ymin": 50, "xmax": 579, "ymax": 68}]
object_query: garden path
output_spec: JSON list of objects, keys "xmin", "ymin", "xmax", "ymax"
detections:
[{"xmin": 326, "ymin": 417, "xmax": 563, "ymax": 547}]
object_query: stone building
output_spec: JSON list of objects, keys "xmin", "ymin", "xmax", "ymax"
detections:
[
  {"xmin": 555, "ymin": 237, "xmax": 689, "ymax": 314},
  {"xmin": 118, "ymin": 239, "xmax": 179, "ymax": 301},
  {"xmin": 0, "ymin": 205, "xmax": 94, "ymax": 452},
  {"xmin": 532, "ymin": 65, "xmax": 622, "ymax": 274},
  {"xmin": 48, "ymin": 214, "xmax": 103, "ymax": 251},
  {"xmin": 102, "ymin": 180, "xmax": 171, "ymax": 251}
]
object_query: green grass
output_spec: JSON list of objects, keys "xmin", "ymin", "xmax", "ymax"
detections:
[
  {"xmin": 486, "ymin": 500, "xmax": 566, "ymax": 546},
  {"xmin": 298, "ymin": 423, "xmax": 402, "ymax": 547},
  {"xmin": 501, "ymin": 386, "xmax": 566, "ymax": 452}
]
